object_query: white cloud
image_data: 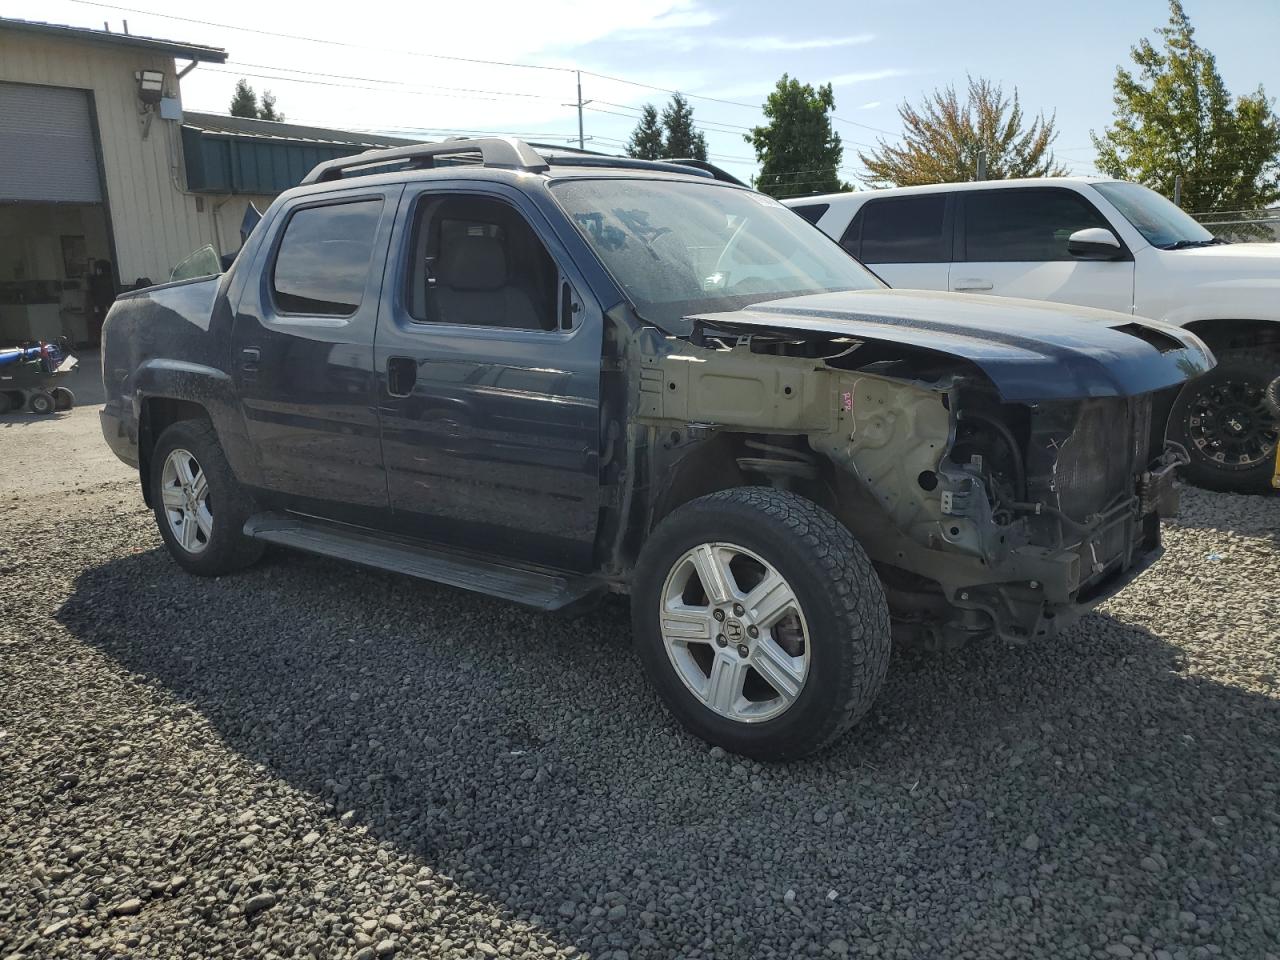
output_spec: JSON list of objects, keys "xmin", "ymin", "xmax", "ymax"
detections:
[
  {"xmin": 827, "ymin": 69, "xmax": 911, "ymax": 86},
  {"xmin": 859, "ymin": 100, "xmax": 882, "ymax": 110},
  {"xmin": 716, "ymin": 34, "xmax": 874, "ymax": 52}
]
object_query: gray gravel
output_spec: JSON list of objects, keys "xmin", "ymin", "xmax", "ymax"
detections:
[{"xmin": 2, "ymin": 415, "xmax": 1279, "ymax": 959}]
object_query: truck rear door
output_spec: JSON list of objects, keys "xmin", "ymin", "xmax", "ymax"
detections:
[
  {"xmin": 231, "ymin": 186, "xmax": 403, "ymax": 528},
  {"xmin": 839, "ymin": 194, "xmax": 952, "ymax": 290}
]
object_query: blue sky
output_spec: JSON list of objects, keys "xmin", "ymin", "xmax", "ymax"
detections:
[{"xmin": 25, "ymin": 0, "xmax": 1280, "ymax": 185}]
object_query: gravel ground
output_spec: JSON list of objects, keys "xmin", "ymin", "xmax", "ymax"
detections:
[{"xmin": 1, "ymin": 412, "xmax": 1278, "ymax": 960}]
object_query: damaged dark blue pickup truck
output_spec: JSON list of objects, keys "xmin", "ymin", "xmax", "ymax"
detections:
[{"xmin": 100, "ymin": 138, "xmax": 1212, "ymax": 758}]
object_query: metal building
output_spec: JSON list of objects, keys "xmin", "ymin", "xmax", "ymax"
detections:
[{"xmin": 0, "ymin": 17, "xmax": 417, "ymax": 345}]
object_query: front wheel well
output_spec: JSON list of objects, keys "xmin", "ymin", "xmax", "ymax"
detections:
[
  {"xmin": 137, "ymin": 397, "xmax": 213, "ymax": 506},
  {"xmin": 1182, "ymin": 318, "xmax": 1280, "ymax": 356},
  {"xmin": 646, "ymin": 431, "xmax": 841, "ymax": 535}
]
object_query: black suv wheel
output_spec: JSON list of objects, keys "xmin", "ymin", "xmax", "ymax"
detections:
[
  {"xmin": 1170, "ymin": 349, "xmax": 1280, "ymax": 494},
  {"xmin": 632, "ymin": 487, "xmax": 891, "ymax": 760}
]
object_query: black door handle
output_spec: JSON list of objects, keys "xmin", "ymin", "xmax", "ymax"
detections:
[
  {"xmin": 387, "ymin": 356, "xmax": 417, "ymax": 398},
  {"xmin": 240, "ymin": 347, "xmax": 260, "ymax": 380}
]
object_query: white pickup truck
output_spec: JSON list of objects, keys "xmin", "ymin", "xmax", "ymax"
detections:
[{"xmin": 787, "ymin": 178, "xmax": 1280, "ymax": 493}]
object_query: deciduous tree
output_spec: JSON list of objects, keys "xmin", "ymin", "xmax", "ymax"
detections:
[
  {"xmin": 746, "ymin": 74, "xmax": 844, "ymax": 198},
  {"xmin": 859, "ymin": 77, "xmax": 1064, "ymax": 187},
  {"xmin": 1092, "ymin": 0, "xmax": 1280, "ymax": 215}
]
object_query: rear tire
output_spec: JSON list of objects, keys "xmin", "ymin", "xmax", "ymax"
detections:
[
  {"xmin": 632, "ymin": 487, "xmax": 891, "ymax": 760},
  {"xmin": 150, "ymin": 419, "xmax": 264, "ymax": 576},
  {"xmin": 0, "ymin": 392, "xmax": 12, "ymax": 415},
  {"xmin": 1170, "ymin": 349, "xmax": 1280, "ymax": 494},
  {"xmin": 28, "ymin": 390, "xmax": 55, "ymax": 415}
]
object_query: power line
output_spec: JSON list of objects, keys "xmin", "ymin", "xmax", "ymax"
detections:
[
  {"xmin": 68, "ymin": 0, "xmax": 905, "ymax": 143},
  {"xmin": 222, "ymin": 61, "xmax": 555, "ymax": 101},
  {"xmin": 65, "ymin": 0, "xmax": 573, "ymax": 73},
  {"xmin": 583, "ymin": 69, "xmax": 900, "ymax": 137}
]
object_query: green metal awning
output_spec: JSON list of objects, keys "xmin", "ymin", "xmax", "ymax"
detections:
[{"xmin": 181, "ymin": 112, "xmax": 421, "ymax": 195}]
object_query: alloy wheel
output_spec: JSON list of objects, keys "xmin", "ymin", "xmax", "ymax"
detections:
[
  {"xmin": 160, "ymin": 448, "xmax": 212, "ymax": 554},
  {"xmin": 658, "ymin": 542, "xmax": 810, "ymax": 723}
]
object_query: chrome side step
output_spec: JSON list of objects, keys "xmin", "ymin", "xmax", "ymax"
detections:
[{"xmin": 243, "ymin": 512, "xmax": 605, "ymax": 612}]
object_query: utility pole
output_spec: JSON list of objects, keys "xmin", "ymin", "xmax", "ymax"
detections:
[
  {"xmin": 1174, "ymin": 174, "xmax": 1183, "ymax": 207},
  {"xmin": 577, "ymin": 71, "xmax": 584, "ymax": 150},
  {"xmin": 976, "ymin": 147, "xmax": 988, "ymax": 181},
  {"xmin": 563, "ymin": 71, "xmax": 591, "ymax": 150}
]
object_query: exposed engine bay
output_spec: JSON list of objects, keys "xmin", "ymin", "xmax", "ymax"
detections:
[{"xmin": 630, "ymin": 326, "xmax": 1187, "ymax": 650}]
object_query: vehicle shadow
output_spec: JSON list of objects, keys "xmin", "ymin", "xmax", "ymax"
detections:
[
  {"xmin": 57, "ymin": 548, "xmax": 1280, "ymax": 956},
  {"xmin": 0, "ymin": 411, "xmax": 74, "ymax": 428}
]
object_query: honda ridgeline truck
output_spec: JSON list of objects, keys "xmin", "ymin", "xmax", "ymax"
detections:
[{"xmin": 101, "ymin": 140, "xmax": 1212, "ymax": 759}]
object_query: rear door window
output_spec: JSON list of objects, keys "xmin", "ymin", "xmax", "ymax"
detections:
[
  {"xmin": 848, "ymin": 195, "xmax": 948, "ymax": 263},
  {"xmin": 272, "ymin": 199, "xmax": 384, "ymax": 315},
  {"xmin": 962, "ymin": 188, "xmax": 1112, "ymax": 261}
]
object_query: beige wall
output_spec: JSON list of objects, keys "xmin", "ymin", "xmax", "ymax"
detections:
[{"xmin": 0, "ymin": 31, "xmax": 276, "ymax": 285}]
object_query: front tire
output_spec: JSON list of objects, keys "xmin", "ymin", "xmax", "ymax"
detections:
[
  {"xmin": 150, "ymin": 420, "xmax": 264, "ymax": 576},
  {"xmin": 632, "ymin": 488, "xmax": 891, "ymax": 760},
  {"xmin": 1170, "ymin": 349, "xmax": 1280, "ymax": 493},
  {"xmin": 27, "ymin": 390, "xmax": 55, "ymax": 415}
]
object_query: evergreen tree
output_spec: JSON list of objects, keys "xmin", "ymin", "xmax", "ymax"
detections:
[
  {"xmin": 661, "ymin": 93, "xmax": 708, "ymax": 160},
  {"xmin": 626, "ymin": 104, "xmax": 665, "ymax": 160},
  {"xmin": 747, "ymin": 74, "xmax": 844, "ymax": 198},
  {"xmin": 258, "ymin": 90, "xmax": 285, "ymax": 123},
  {"xmin": 228, "ymin": 79, "xmax": 259, "ymax": 119}
]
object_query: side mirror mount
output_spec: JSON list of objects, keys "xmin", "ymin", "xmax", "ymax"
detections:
[{"xmin": 1067, "ymin": 227, "xmax": 1123, "ymax": 260}]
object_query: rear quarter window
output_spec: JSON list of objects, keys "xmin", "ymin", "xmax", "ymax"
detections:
[{"xmin": 789, "ymin": 203, "xmax": 830, "ymax": 225}]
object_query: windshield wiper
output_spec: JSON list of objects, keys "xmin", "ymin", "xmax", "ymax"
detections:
[{"xmin": 1159, "ymin": 238, "xmax": 1229, "ymax": 250}]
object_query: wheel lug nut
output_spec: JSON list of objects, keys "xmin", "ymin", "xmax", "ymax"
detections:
[
  {"xmin": 737, "ymin": 644, "xmax": 749, "ymax": 658},
  {"xmin": 713, "ymin": 609, "xmax": 725, "ymax": 622},
  {"xmin": 747, "ymin": 625, "xmax": 759, "ymax": 639},
  {"xmin": 716, "ymin": 634, "xmax": 727, "ymax": 647},
  {"xmin": 733, "ymin": 603, "xmax": 745, "ymax": 617}
]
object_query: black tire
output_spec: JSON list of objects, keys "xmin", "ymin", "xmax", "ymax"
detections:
[
  {"xmin": 1264, "ymin": 375, "xmax": 1280, "ymax": 420},
  {"xmin": 150, "ymin": 419, "xmax": 264, "ymax": 576},
  {"xmin": 51, "ymin": 386, "xmax": 75, "ymax": 411},
  {"xmin": 27, "ymin": 390, "xmax": 55, "ymax": 415},
  {"xmin": 0, "ymin": 391, "xmax": 12, "ymax": 415},
  {"xmin": 631, "ymin": 487, "xmax": 891, "ymax": 760},
  {"xmin": 1170, "ymin": 349, "xmax": 1280, "ymax": 493}
]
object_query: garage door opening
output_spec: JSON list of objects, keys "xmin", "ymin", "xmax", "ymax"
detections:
[
  {"xmin": 0, "ymin": 202, "xmax": 112, "ymax": 346},
  {"xmin": 0, "ymin": 81, "xmax": 115, "ymax": 347}
]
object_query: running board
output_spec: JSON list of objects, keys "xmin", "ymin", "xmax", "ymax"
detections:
[{"xmin": 243, "ymin": 513, "xmax": 606, "ymax": 612}]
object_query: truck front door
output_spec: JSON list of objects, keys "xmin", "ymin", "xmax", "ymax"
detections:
[
  {"xmin": 374, "ymin": 185, "xmax": 602, "ymax": 572},
  {"xmin": 950, "ymin": 187, "xmax": 1135, "ymax": 312},
  {"xmin": 231, "ymin": 187, "xmax": 402, "ymax": 527}
]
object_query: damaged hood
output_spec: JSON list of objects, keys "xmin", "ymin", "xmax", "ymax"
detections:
[{"xmin": 689, "ymin": 289, "xmax": 1214, "ymax": 402}]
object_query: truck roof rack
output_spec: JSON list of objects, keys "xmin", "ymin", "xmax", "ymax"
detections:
[
  {"xmin": 665, "ymin": 159, "xmax": 747, "ymax": 186},
  {"xmin": 538, "ymin": 153, "xmax": 714, "ymax": 179},
  {"xmin": 300, "ymin": 137, "xmax": 551, "ymax": 184}
]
